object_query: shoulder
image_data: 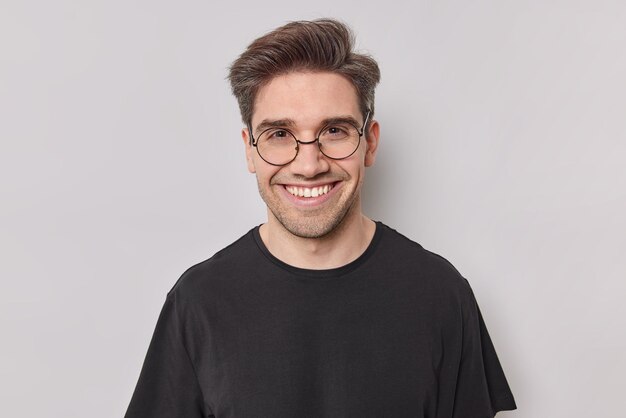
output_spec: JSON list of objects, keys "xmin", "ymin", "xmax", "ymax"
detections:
[
  {"xmin": 166, "ymin": 227, "xmax": 258, "ymax": 301},
  {"xmin": 376, "ymin": 222, "xmax": 474, "ymax": 298}
]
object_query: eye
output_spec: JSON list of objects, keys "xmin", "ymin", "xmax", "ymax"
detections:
[
  {"xmin": 321, "ymin": 125, "xmax": 352, "ymax": 140},
  {"xmin": 268, "ymin": 129, "xmax": 289, "ymax": 139},
  {"xmin": 327, "ymin": 126, "xmax": 347, "ymax": 135},
  {"xmin": 260, "ymin": 129, "xmax": 292, "ymax": 142}
]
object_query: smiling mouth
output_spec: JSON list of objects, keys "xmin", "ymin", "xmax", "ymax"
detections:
[{"xmin": 284, "ymin": 183, "xmax": 335, "ymax": 198}]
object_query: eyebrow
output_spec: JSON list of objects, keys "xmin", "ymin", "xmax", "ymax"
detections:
[
  {"xmin": 254, "ymin": 115, "xmax": 361, "ymax": 135},
  {"xmin": 254, "ymin": 119, "xmax": 297, "ymax": 134}
]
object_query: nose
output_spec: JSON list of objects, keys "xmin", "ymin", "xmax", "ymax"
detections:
[{"xmin": 289, "ymin": 139, "xmax": 330, "ymax": 178}]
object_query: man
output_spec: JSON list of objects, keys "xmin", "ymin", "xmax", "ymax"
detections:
[{"xmin": 126, "ymin": 19, "xmax": 516, "ymax": 418}]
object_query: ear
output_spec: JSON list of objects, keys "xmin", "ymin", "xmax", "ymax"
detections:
[
  {"xmin": 364, "ymin": 119, "xmax": 380, "ymax": 167},
  {"xmin": 242, "ymin": 128, "xmax": 256, "ymax": 173}
]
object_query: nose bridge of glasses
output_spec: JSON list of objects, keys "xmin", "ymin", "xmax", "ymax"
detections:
[
  {"xmin": 296, "ymin": 137, "xmax": 320, "ymax": 146},
  {"xmin": 294, "ymin": 136, "xmax": 323, "ymax": 162}
]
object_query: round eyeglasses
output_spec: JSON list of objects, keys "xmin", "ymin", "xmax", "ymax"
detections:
[{"xmin": 249, "ymin": 111, "xmax": 371, "ymax": 166}]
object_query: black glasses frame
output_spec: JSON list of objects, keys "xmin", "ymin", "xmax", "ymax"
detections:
[{"xmin": 248, "ymin": 111, "xmax": 371, "ymax": 166}]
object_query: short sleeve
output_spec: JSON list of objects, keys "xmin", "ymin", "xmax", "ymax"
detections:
[
  {"xmin": 125, "ymin": 293, "xmax": 211, "ymax": 418},
  {"xmin": 437, "ymin": 282, "xmax": 517, "ymax": 417}
]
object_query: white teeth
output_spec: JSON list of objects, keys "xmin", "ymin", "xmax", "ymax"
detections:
[{"xmin": 286, "ymin": 184, "xmax": 333, "ymax": 198}]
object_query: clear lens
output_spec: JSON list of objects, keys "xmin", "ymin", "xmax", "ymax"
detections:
[
  {"xmin": 257, "ymin": 130, "xmax": 298, "ymax": 165},
  {"xmin": 318, "ymin": 124, "xmax": 360, "ymax": 159}
]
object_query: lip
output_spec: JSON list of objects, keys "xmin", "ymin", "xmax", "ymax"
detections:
[{"xmin": 277, "ymin": 181, "xmax": 341, "ymax": 207}]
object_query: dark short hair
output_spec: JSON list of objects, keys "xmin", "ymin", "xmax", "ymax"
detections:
[{"xmin": 228, "ymin": 19, "xmax": 381, "ymax": 127}]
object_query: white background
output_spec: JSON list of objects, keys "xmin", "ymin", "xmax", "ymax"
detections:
[{"xmin": 1, "ymin": 1, "xmax": 625, "ymax": 417}]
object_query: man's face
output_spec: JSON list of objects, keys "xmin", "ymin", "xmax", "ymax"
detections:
[{"xmin": 242, "ymin": 71, "xmax": 379, "ymax": 239}]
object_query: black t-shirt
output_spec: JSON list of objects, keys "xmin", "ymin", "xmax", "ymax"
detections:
[{"xmin": 126, "ymin": 222, "xmax": 516, "ymax": 417}]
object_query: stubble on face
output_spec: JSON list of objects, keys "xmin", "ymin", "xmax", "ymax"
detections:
[{"xmin": 256, "ymin": 172, "xmax": 363, "ymax": 239}]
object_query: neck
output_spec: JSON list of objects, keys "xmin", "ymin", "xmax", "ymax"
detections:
[{"xmin": 259, "ymin": 206, "xmax": 376, "ymax": 270}]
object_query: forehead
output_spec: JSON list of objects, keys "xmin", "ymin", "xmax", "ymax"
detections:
[{"xmin": 252, "ymin": 71, "xmax": 360, "ymax": 128}]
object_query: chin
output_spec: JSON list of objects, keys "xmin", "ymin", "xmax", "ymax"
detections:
[
  {"xmin": 272, "ymin": 199, "xmax": 358, "ymax": 239},
  {"xmin": 278, "ymin": 217, "xmax": 343, "ymax": 239}
]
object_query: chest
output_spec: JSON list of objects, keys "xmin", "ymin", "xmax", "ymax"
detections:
[{"xmin": 190, "ymin": 278, "xmax": 451, "ymax": 417}]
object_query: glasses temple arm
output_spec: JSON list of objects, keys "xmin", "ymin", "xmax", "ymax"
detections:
[{"xmin": 360, "ymin": 110, "xmax": 371, "ymax": 135}]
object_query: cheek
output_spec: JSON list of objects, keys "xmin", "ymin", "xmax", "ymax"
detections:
[
  {"xmin": 255, "ymin": 164, "xmax": 281, "ymax": 186},
  {"xmin": 335, "ymin": 161, "xmax": 366, "ymax": 191}
]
